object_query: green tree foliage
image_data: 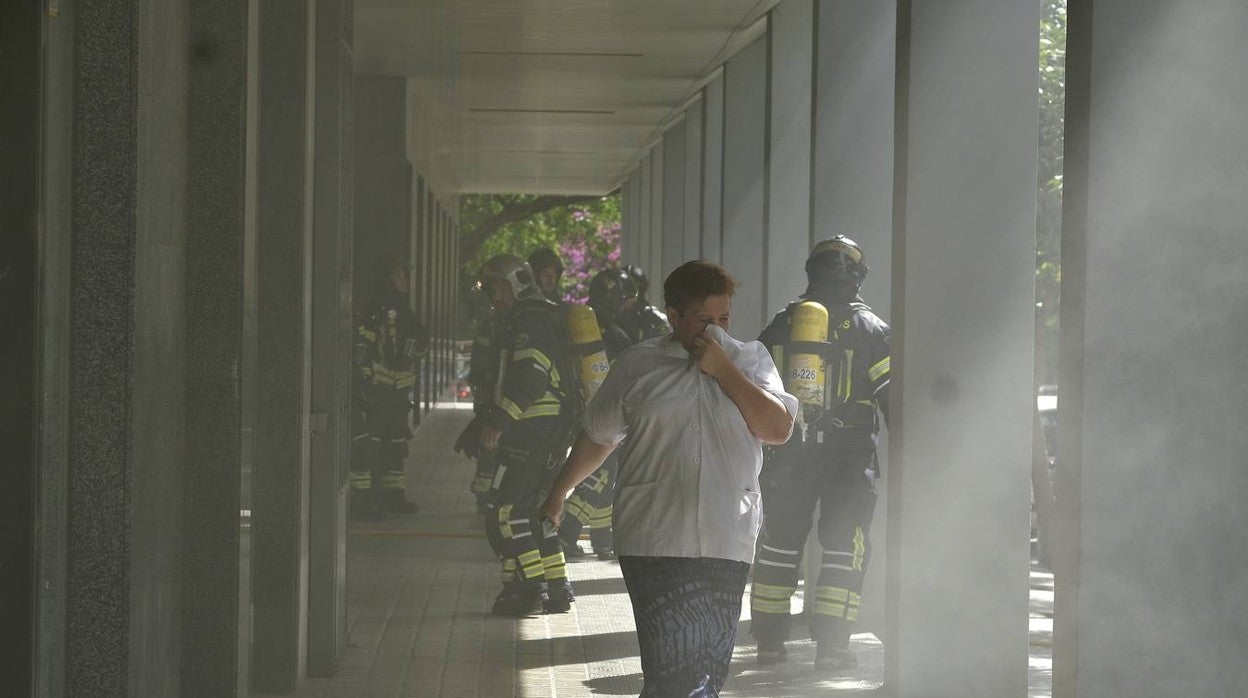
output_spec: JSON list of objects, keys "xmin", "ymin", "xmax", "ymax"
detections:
[
  {"xmin": 456, "ymin": 192, "xmax": 622, "ymax": 315},
  {"xmin": 1036, "ymin": 0, "xmax": 1066, "ymax": 384}
]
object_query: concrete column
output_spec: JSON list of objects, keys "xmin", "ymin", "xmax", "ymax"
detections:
[
  {"xmin": 682, "ymin": 98, "xmax": 704, "ymax": 261},
  {"xmin": 701, "ymin": 75, "xmax": 725, "ymax": 264},
  {"xmin": 766, "ymin": 0, "xmax": 813, "ymax": 314},
  {"xmin": 252, "ymin": 0, "xmax": 315, "ymax": 691},
  {"xmin": 648, "ymin": 145, "xmax": 665, "ymax": 281},
  {"xmin": 307, "ymin": 0, "xmax": 352, "ymax": 676},
  {"xmin": 3, "ymin": 2, "xmax": 40, "ymax": 695},
  {"xmin": 887, "ymin": 1, "xmax": 1038, "ymax": 695},
  {"xmin": 812, "ymin": 0, "xmax": 897, "ymax": 640},
  {"xmin": 354, "ymin": 77, "xmax": 409, "ymax": 295},
  {"xmin": 1057, "ymin": 3, "xmax": 1248, "ymax": 696},
  {"xmin": 662, "ymin": 121, "xmax": 687, "ymax": 278},
  {"xmin": 814, "ymin": 0, "xmax": 895, "ymax": 313},
  {"xmin": 33, "ymin": 4, "xmax": 73, "ymax": 696},
  {"xmin": 721, "ymin": 36, "xmax": 768, "ymax": 340},
  {"xmin": 638, "ymin": 153, "xmax": 653, "ymax": 273},
  {"xmin": 183, "ymin": 0, "xmax": 251, "ymax": 695},
  {"xmin": 620, "ymin": 173, "xmax": 635, "ymax": 265},
  {"xmin": 41, "ymin": 0, "xmax": 192, "ymax": 694}
]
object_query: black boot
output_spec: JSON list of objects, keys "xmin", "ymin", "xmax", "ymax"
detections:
[
  {"xmin": 814, "ymin": 644, "xmax": 858, "ymax": 672},
  {"xmin": 491, "ymin": 581, "xmax": 546, "ymax": 617},
  {"xmin": 756, "ymin": 639, "xmax": 788, "ymax": 666},
  {"xmin": 350, "ymin": 489, "xmax": 383, "ymax": 521},
  {"xmin": 561, "ymin": 538, "xmax": 587, "ymax": 559},
  {"xmin": 590, "ymin": 528, "xmax": 615, "ymax": 560},
  {"xmin": 383, "ymin": 488, "xmax": 418, "ymax": 513},
  {"xmin": 543, "ymin": 579, "xmax": 575, "ymax": 614}
]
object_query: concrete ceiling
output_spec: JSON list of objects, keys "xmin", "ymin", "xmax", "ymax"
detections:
[{"xmin": 354, "ymin": 1, "xmax": 774, "ymax": 195}]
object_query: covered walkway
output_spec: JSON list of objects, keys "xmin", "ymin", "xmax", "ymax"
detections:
[
  {"xmin": 7, "ymin": 2, "xmax": 1248, "ymax": 697},
  {"xmin": 267, "ymin": 397, "xmax": 887, "ymax": 698},
  {"xmin": 264, "ymin": 395, "xmax": 1061, "ymax": 698}
]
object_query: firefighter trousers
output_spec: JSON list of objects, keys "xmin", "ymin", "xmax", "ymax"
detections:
[
  {"xmin": 482, "ymin": 417, "xmax": 571, "ymax": 586},
  {"xmin": 750, "ymin": 447, "xmax": 878, "ymax": 649},
  {"xmin": 350, "ymin": 383, "xmax": 412, "ymax": 512},
  {"xmin": 558, "ymin": 452, "xmax": 617, "ymax": 550}
]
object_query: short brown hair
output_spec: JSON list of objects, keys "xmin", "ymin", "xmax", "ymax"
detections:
[{"xmin": 663, "ymin": 260, "xmax": 737, "ymax": 314}]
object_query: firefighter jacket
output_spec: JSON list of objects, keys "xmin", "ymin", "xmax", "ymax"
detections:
[
  {"xmin": 355, "ymin": 291, "xmax": 429, "ymax": 390},
  {"xmin": 758, "ymin": 297, "xmax": 890, "ymax": 452},
  {"xmin": 606, "ymin": 302, "xmax": 671, "ymax": 357},
  {"xmin": 468, "ymin": 310, "xmax": 499, "ymax": 417},
  {"xmin": 485, "ymin": 296, "xmax": 576, "ymax": 433}
]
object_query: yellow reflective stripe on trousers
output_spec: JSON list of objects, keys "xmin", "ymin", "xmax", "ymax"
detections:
[
  {"xmin": 381, "ymin": 472, "xmax": 405, "ymax": 489},
  {"xmin": 542, "ymin": 553, "xmax": 567, "ymax": 580},
  {"xmin": 752, "ymin": 583, "xmax": 797, "ymax": 600},
  {"xmin": 518, "ymin": 550, "xmax": 544, "ymax": 580},
  {"xmin": 751, "ymin": 582, "xmax": 796, "ymax": 615},
  {"xmin": 349, "ymin": 472, "xmax": 372, "ymax": 490},
  {"xmin": 498, "ymin": 505, "xmax": 514, "ymax": 539},
  {"xmin": 814, "ymin": 585, "xmax": 850, "ymax": 618},
  {"xmin": 751, "ymin": 598, "xmax": 791, "ymax": 614}
]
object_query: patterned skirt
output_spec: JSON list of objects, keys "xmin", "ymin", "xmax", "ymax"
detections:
[{"xmin": 618, "ymin": 556, "xmax": 750, "ymax": 698}]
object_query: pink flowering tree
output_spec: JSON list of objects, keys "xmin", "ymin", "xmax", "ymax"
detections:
[
  {"xmin": 558, "ymin": 219, "xmax": 622, "ymax": 303},
  {"xmin": 461, "ymin": 194, "xmax": 622, "ymax": 303}
]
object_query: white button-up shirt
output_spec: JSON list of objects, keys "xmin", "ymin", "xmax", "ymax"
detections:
[{"xmin": 582, "ymin": 327, "xmax": 798, "ymax": 563}]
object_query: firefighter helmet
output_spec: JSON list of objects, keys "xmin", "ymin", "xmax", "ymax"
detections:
[
  {"xmin": 805, "ymin": 235, "xmax": 869, "ymax": 286},
  {"xmin": 481, "ymin": 254, "xmax": 542, "ymax": 302},
  {"xmin": 623, "ymin": 264, "xmax": 650, "ymax": 299},
  {"xmin": 527, "ymin": 247, "xmax": 564, "ymax": 275},
  {"xmin": 587, "ymin": 268, "xmax": 636, "ymax": 322}
]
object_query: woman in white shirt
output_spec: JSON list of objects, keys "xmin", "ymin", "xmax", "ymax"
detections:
[{"xmin": 540, "ymin": 260, "xmax": 797, "ymax": 698}]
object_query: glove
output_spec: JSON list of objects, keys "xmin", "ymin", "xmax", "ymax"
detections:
[{"xmin": 454, "ymin": 418, "xmax": 483, "ymax": 459}]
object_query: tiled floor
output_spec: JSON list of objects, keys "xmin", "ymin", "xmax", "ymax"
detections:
[{"xmin": 272, "ymin": 398, "xmax": 1051, "ymax": 697}]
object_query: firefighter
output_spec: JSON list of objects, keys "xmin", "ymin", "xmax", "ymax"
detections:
[
  {"xmin": 556, "ymin": 267, "xmax": 637, "ymax": 560},
  {"xmin": 618, "ymin": 264, "xmax": 672, "ymax": 345},
  {"xmin": 351, "ymin": 252, "xmax": 429, "ymax": 519},
  {"xmin": 748, "ymin": 235, "xmax": 890, "ymax": 671},
  {"xmin": 463, "ymin": 254, "xmax": 579, "ymax": 616},
  {"xmin": 528, "ymin": 247, "xmax": 565, "ymax": 303},
  {"xmin": 456, "ymin": 301, "xmax": 500, "ymax": 515}
]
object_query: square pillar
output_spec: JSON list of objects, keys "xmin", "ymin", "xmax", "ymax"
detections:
[
  {"xmin": 766, "ymin": 0, "xmax": 814, "ymax": 313},
  {"xmin": 1057, "ymin": 2, "xmax": 1248, "ymax": 696},
  {"xmin": 251, "ymin": 0, "xmax": 315, "ymax": 690},
  {"xmin": 812, "ymin": 0, "xmax": 897, "ymax": 640},
  {"xmin": 701, "ymin": 74, "xmax": 725, "ymax": 264},
  {"xmin": 721, "ymin": 36, "xmax": 768, "ymax": 339},
  {"xmin": 648, "ymin": 144, "xmax": 665, "ymax": 281},
  {"xmin": 183, "ymin": 0, "xmax": 251, "ymax": 695},
  {"xmin": 308, "ymin": 0, "xmax": 353, "ymax": 677},
  {"xmin": 662, "ymin": 122, "xmax": 687, "ymax": 278},
  {"xmin": 682, "ymin": 98, "xmax": 704, "ymax": 261},
  {"xmin": 887, "ymin": 1, "xmax": 1039, "ymax": 695}
]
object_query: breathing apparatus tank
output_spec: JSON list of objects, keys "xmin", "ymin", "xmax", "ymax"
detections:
[
  {"xmin": 566, "ymin": 304, "xmax": 611, "ymax": 402},
  {"xmin": 785, "ymin": 301, "xmax": 829, "ymax": 440}
]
